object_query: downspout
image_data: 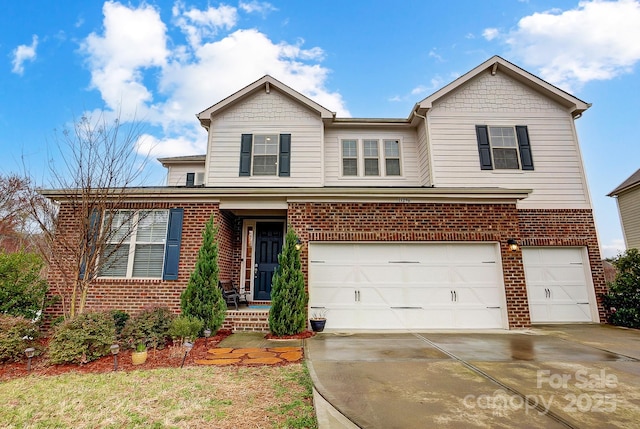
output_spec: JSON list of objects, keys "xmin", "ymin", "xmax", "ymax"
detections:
[{"xmin": 413, "ymin": 108, "xmax": 435, "ymax": 186}]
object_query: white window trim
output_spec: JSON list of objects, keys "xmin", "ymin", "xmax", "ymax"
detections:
[
  {"xmin": 98, "ymin": 209, "xmax": 168, "ymax": 279},
  {"xmin": 488, "ymin": 126, "xmax": 521, "ymax": 170},
  {"xmin": 252, "ymin": 134, "xmax": 280, "ymax": 176},
  {"xmin": 339, "ymin": 137, "xmax": 404, "ymax": 178},
  {"xmin": 383, "ymin": 139, "xmax": 402, "ymax": 176}
]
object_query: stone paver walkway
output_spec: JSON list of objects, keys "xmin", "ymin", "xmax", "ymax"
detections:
[{"xmin": 195, "ymin": 346, "xmax": 303, "ymax": 365}]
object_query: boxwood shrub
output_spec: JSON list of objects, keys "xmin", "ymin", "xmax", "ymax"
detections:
[
  {"xmin": 48, "ymin": 311, "xmax": 116, "ymax": 364},
  {"xmin": 0, "ymin": 315, "xmax": 41, "ymax": 362},
  {"xmin": 120, "ymin": 306, "xmax": 175, "ymax": 350}
]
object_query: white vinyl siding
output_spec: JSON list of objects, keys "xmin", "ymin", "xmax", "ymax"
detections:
[
  {"xmin": 427, "ymin": 72, "xmax": 591, "ymax": 209},
  {"xmin": 100, "ymin": 210, "xmax": 168, "ymax": 279},
  {"xmin": 207, "ymin": 89, "xmax": 323, "ymax": 187},
  {"xmin": 166, "ymin": 164, "xmax": 206, "ymax": 186},
  {"xmin": 325, "ymin": 128, "xmax": 420, "ymax": 186},
  {"xmin": 617, "ymin": 189, "xmax": 640, "ymax": 250}
]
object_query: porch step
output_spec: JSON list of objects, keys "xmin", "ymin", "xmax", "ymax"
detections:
[{"xmin": 222, "ymin": 309, "xmax": 270, "ymax": 333}]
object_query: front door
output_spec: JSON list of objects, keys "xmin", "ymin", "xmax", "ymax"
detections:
[{"xmin": 254, "ymin": 222, "xmax": 284, "ymax": 301}]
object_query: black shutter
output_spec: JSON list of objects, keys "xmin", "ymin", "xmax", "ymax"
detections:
[
  {"xmin": 162, "ymin": 208, "xmax": 183, "ymax": 280},
  {"xmin": 475, "ymin": 125, "xmax": 493, "ymax": 170},
  {"xmin": 516, "ymin": 126, "xmax": 534, "ymax": 170},
  {"xmin": 239, "ymin": 134, "xmax": 253, "ymax": 176},
  {"xmin": 279, "ymin": 134, "xmax": 291, "ymax": 177},
  {"xmin": 79, "ymin": 209, "xmax": 101, "ymax": 280}
]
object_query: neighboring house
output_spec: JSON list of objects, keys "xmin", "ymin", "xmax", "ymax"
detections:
[
  {"xmin": 608, "ymin": 168, "xmax": 640, "ymax": 251},
  {"xmin": 43, "ymin": 56, "xmax": 606, "ymax": 331}
]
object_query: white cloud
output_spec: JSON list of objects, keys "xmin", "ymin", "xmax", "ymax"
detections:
[
  {"xmin": 136, "ymin": 133, "xmax": 205, "ymax": 159},
  {"xmin": 239, "ymin": 1, "xmax": 277, "ymax": 15},
  {"xmin": 80, "ymin": 1, "xmax": 168, "ymax": 118},
  {"xmin": 482, "ymin": 28, "xmax": 499, "ymax": 41},
  {"xmin": 79, "ymin": 1, "xmax": 349, "ymax": 160},
  {"xmin": 172, "ymin": 2, "xmax": 238, "ymax": 47},
  {"xmin": 601, "ymin": 238, "xmax": 626, "ymax": 259},
  {"xmin": 11, "ymin": 35, "xmax": 38, "ymax": 75},
  {"xmin": 498, "ymin": 0, "xmax": 640, "ymax": 90}
]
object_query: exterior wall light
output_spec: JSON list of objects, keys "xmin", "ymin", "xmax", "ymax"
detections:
[
  {"xmin": 110, "ymin": 344, "xmax": 120, "ymax": 371},
  {"xmin": 507, "ymin": 239, "xmax": 519, "ymax": 252},
  {"xmin": 24, "ymin": 347, "xmax": 35, "ymax": 372},
  {"xmin": 295, "ymin": 238, "xmax": 302, "ymax": 251}
]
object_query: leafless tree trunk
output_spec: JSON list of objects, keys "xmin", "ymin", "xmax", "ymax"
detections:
[{"xmin": 30, "ymin": 113, "xmax": 152, "ymax": 319}]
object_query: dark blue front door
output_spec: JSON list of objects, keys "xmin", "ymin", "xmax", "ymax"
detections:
[{"xmin": 254, "ymin": 222, "xmax": 283, "ymax": 301}]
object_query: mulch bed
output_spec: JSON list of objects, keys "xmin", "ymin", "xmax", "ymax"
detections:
[{"xmin": 0, "ymin": 330, "xmax": 312, "ymax": 383}]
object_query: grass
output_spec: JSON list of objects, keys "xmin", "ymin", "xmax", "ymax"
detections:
[{"xmin": 0, "ymin": 363, "xmax": 317, "ymax": 429}]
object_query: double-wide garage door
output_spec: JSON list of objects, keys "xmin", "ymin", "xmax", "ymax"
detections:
[{"xmin": 308, "ymin": 243, "xmax": 507, "ymax": 330}]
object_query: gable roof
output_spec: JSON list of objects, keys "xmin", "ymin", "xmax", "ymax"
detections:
[
  {"xmin": 608, "ymin": 168, "xmax": 640, "ymax": 196},
  {"xmin": 197, "ymin": 75, "xmax": 335, "ymax": 128},
  {"xmin": 412, "ymin": 56, "xmax": 591, "ymax": 119}
]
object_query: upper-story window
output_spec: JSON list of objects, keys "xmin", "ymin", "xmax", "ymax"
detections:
[
  {"xmin": 342, "ymin": 140, "xmax": 358, "ymax": 176},
  {"xmin": 475, "ymin": 125, "xmax": 534, "ymax": 171},
  {"xmin": 363, "ymin": 140, "xmax": 379, "ymax": 176},
  {"xmin": 240, "ymin": 134, "xmax": 291, "ymax": 177},
  {"xmin": 100, "ymin": 210, "xmax": 169, "ymax": 278},
  {"xmin": 384, "ymin": 140, "xmax": 401, "ymax": 176},
  {"xmin": 340, "ymin": 138, "xmax": 403, "ymax": 177}
]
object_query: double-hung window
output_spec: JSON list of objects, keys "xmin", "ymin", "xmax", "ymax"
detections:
[
  {"xmin": 363, "ymin": 140, "xmax": 379, "ymax": 176},
  {"xmin": 384, "ymin": 139, "xmax": 401, "ymax": 176},
  {"xmin": 342, "ymin": 140, "xmax": 358, "ymax": 176},
  {"xmin": 100, "ymin": 210, "xmax": 169, "ymax": 278},
  {"xmin": 340, "ymin": 138, "xmax": 402, "ymax": 177},
  {"xmin": 475, "ymin": 125, "xmax": 534, "ymax": 171},
  {"xmin": 239, "ymin": 134, "xmax": 291, "ymax": 177}
]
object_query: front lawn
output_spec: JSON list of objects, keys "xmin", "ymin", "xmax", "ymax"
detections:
[{"xmin": 0, "ymin": 363, "xmax": 317, "ymax": 429}]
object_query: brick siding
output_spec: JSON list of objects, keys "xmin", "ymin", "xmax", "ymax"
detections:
[{"xmin": 45, "ymin": 200, "xmax": 605, "ymax": 330}]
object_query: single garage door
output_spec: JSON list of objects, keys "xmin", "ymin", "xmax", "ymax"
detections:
[
  {"xmin": 308, "ymin": 242, "xmax": 506, "ymax": 330},
  {"xmin": 522, "ymin": 247, "xmax": 596, "ymax": 323}
]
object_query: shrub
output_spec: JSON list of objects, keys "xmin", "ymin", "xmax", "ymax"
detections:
[
  {"xmin": 0, "ymin": 251, "xmax": 50, "ymax": 321},
  {"xmin": 120, "ymin": 306, "xmax": 175, "ymax": 350},
  {"xmin": 269, "ymin": 227, "xmax": 308, "ymax": 336},
  {"xmin": 169, "ymin": 316, "xmax": 204, "ymax": 344},
  {"xmin": 110, "ymin": 309, "xmax": 129, "ymax": 335},
  {"xmin": 181, "ymin": 215, "xmax": 226, "ymax": 333},
  {"xmin": 603, "ymin": 248, "xmax": 640, "ymax": 328},
  {"xmin": 0, "ymin": 315, "xmax": 41, "ymax": 362},
  {"xmin": 48, "ymin": 311, "xmax": 116, "ymax": 364}
]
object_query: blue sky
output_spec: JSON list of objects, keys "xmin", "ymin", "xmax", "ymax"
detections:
[{"xmin": 1, "ymin": 0, "xmax": 639, "ymax": 258}]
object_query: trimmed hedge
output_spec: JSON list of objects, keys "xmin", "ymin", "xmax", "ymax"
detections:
[
  {"xmin": 48, "ymin": 311, "xmax": 116, "ymax": 364},
  {"xmin": 0, "ymin": 315, "xmax": 41, "ymax": 362},
  {"xmin": 120, "ymin": 306, "xmax": 174, "ymax": 350}
]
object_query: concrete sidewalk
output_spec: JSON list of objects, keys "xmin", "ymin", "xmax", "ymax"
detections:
[{"xmin": 305, "ymin": 326, "xmax": 640, "ymax": 428}]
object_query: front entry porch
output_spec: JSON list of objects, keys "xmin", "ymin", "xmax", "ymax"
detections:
[{"xmin": 222, "ymin": 306, "xmax": 270, "ymax": 332}]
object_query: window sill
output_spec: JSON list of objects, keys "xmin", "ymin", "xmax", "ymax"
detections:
[{"xmin": 96, "ymin": 277, "xmax": 164, "ymax": 283}]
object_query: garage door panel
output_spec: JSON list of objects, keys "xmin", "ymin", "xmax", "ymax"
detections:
[
  {"xmin": 309, "ymin": 242, "xmax": 506, "ymax": 330},
  {"xmin": 522, "ymin": 247, "xmax": 595, "ymax": 323}
]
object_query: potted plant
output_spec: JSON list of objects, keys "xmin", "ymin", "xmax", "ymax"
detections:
[
  {"xmin": 131, "ymin": 342, "xmax": 148, "ymax": 365},
  {"xmin": 309, "ymin": 309, "xmax": 327, "ymax": 332}
]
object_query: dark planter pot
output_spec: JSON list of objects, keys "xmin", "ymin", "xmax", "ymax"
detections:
[{"xmin": 310, "ymin": 319, "xmax": 326, "ymax": 332}]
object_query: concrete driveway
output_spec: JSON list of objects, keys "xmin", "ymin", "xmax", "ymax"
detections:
[{"xmin": 305, "ymin": 325, "xmax": 640, "ymax": 428}]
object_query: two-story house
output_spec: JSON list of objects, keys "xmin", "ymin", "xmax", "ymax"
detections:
[{"xmin": 44, "ymin": 56, "xmax": 606, "ymax": 331}]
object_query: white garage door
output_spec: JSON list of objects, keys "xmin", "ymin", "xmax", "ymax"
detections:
[
  {"xmin": 522, "ymin": 247, "xmax": 596, "ymax": 323},
  {"xmin": 308, "ymin": 243, "xmax": 506, "ymax": 330}
]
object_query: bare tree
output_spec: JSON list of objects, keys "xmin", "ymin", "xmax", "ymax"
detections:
[
  {"xmin": 0, "ymin": 174, "xmax": 36, "ymax": 252},
  {"xmin": 31, "ymin": 113, "xmax": 151, "ymax": 319}
]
